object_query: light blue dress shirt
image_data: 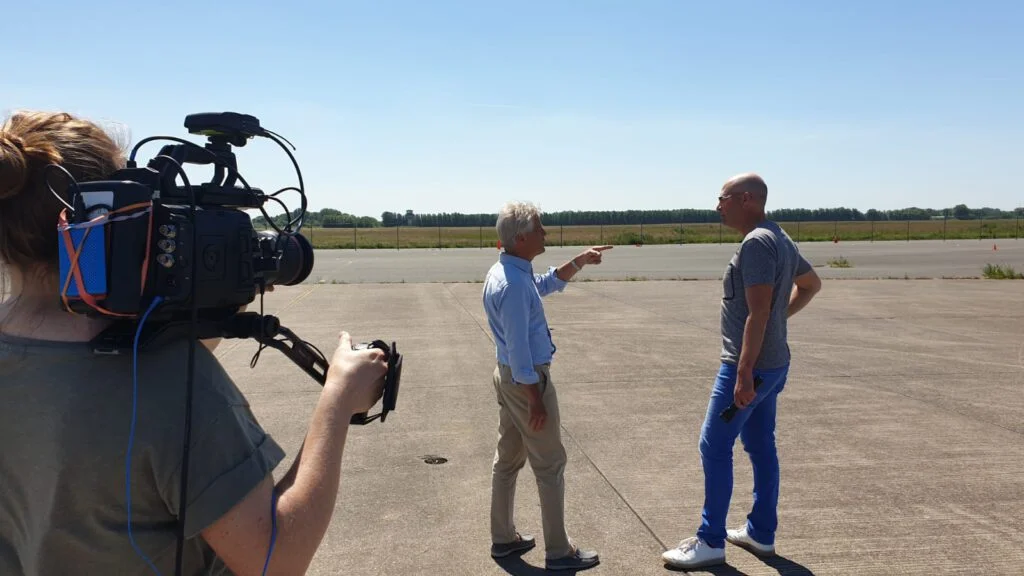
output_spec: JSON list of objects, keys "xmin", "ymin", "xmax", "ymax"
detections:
[{"xmin": 482, "ymin": 252, "xmax": 568, "ymax": 385}]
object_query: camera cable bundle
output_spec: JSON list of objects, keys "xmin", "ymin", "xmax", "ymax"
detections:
[{"xmin": 48, "ymin": 113, "xmax": 403, "ymax": 575}]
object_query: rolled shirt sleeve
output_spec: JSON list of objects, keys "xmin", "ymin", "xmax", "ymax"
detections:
[{"xmin": 534, "ymin": 266, "xmax": 568, "ymax": 297}]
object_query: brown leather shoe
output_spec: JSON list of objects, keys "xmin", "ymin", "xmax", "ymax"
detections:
[
  {"xmin": 546, "ymin": 545, "xmax": 600, "ymax": 571},
  {"xmin": 491, "ymin": 533, "xmax": 536, "ymax": 558}
]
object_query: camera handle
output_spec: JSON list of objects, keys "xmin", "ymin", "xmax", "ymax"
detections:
[{"xmin": 219, "ymin": 312, "xmax": 400, "ymax": 425}]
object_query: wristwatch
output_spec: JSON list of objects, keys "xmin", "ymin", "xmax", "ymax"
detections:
[{"xmin": 570, "ymin": 259, "xmax": 581, "ymax": 271}]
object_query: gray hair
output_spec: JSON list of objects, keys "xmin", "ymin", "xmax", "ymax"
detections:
[{"xmin": 495, "ymin": 201, "xmax": 542, "ymax": 250}]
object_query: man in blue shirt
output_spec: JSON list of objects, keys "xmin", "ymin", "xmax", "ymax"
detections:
[{"xmin": 482, "ymin": 201, "xmax": 611, "ymax": 572}]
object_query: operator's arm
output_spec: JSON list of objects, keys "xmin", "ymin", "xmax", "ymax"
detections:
[
  {"xmin": 788, "ymin": 257, "xmax": 821, "ymax": 318},
  {"xmin": 200, "ymin": 335, "xmax": 385, "ymax": 576}
]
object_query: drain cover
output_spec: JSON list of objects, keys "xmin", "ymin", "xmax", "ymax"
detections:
[{"xmin": 422, "ymin": 455, "xmax": 448, "ymax": 465}]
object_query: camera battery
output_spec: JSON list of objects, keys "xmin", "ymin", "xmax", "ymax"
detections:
[{"xmin": 58, "ymin": 224, "xmax": 108, "ymax": 299}]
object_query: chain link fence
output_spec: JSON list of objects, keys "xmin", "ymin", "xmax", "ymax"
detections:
[{"xmin": 299, "ymin": 214, "xmax": 1021, "ymax": 250}]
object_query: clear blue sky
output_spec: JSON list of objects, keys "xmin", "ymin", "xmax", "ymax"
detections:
[{"xmin": 4, "ymin": 0, "xmax": 1022, "ymax": 219}]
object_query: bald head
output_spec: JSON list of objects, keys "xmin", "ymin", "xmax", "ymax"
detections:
[{"xmin": 722, "ymin": 173, "xmax": 768, "ymax": 207}]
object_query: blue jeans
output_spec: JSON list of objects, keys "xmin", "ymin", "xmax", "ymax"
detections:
[{"xmin": 696, "ymin": 361, "xmax": 789, "ymax": 548}]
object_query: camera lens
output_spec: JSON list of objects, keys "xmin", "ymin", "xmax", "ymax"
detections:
[{"xmin": 258, "ymin": 231, "xmax": 314, "ymax": 287}]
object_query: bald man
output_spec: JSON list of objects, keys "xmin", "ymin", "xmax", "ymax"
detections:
[{"xmin": 663, "ymin": 174, "xmax": 822, "ymax": 570}]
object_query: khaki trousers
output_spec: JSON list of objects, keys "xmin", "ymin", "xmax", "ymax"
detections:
[{"xmin": 490, "ymin": 363, "xmax": 572, "ymax": 559}]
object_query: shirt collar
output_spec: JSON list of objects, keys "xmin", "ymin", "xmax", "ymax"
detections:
[{"xmin": 499, "ymin": 251, "xmax": 533, "ymax": 274}]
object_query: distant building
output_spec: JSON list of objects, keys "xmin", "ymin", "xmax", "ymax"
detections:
[{"xmin": 405, "ymin": 210, "xmax": 415, "ymax": 225}]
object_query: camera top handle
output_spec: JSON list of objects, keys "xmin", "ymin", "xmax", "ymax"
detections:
[{"xmin": 135, "ymin": 113, "xmax": 267, "ymax": 209}]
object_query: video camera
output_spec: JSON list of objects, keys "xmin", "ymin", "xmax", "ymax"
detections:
[{"xmin": 52, "ymin": 112, "xmax": 401, "ymax": 425}]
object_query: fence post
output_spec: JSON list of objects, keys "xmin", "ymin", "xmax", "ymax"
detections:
[
  {"xmin": 438, "ymin": 224, "xmax": 441, "ymax": 250},
  {"xmin": 979, "ymin": 216, "xmax": 983, "ymax": 240},
  {"xmin": 560, "ymin": 224, "xmax": 563, "ymax": 247},
  {"xmin": 943, "ymin": 211, "xmax": 947, "ymax": 241},
  {"xmin": 870, "ymin": 219, "xmax": 874, "ymax": 242},
  {"xmin": 354, "ymin": 225, "xmax": 357, "ymax": 251},
  {"xmin": 797, "ymin": 217, "xmax": 801, "ymax": 242},
  {"xmin": 600, "ymin": 223, "xmax": 603, "ymax": 245},
  {"xmin": 906, "ymin": 220, "xmax": 910, "ymax": 242},
  {"xmin": 640, "ymin": 219, "xmax": 644, "ymax": 244},
  {"xmin": 1017, "ymin": 213, "xmax": 1020, "ymax": 240},
  {"xmin": 679, "ymin": 220, "xmax": 683, "ymax": 245},
  {"xmin": 833, "ymin": 220, "xmax": 838, "ymax": 240},
  {"xmin": 396, "ymin": 224, "xmax": 400, "ymax": 251},
  {"xmin": 479, "ymin": 225, "xmax": 482, "ymax": 249},
  {"xmin": 719, "ymin": 221, "xmax": 723, "ymax": 244}
]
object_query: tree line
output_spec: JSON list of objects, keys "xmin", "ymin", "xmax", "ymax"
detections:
[{"xmin": 253, "ymin": 204, "xmax": 1023, "ymax": 229}]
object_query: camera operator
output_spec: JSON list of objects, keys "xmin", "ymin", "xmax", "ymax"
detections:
[{"xmin": 0, "ymin": 110, "xmax": 386, "ymax": 575}]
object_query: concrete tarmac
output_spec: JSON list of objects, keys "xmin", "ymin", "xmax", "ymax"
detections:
[
  {"xmin": 305, "ymin": 239, "xmax": 1024, "ymax": 284},
  {"xmin": 213, "ymin": 272, "xmax": 1024, "ymax": 575}
]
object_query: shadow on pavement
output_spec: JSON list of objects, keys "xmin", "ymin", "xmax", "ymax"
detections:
[
  {"xmin": 493, "ymin": 553, "xmax": 593, "ymax": 575},
  {"xmin": 662, "ymin": 552, "xmax": 816, "ymax": 575},
  {"xmin": 760, "ymin": 554, "xmax": 816, "ymax": 575}
]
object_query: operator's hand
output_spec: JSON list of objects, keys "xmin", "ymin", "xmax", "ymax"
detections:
[
  {"xmin": 577, "ymin": 245, "xmax": 613, "ymax": 266},
  {"xmin": 326, "ymin": 331, "xmax": 388, "ymax": 414},
  {"xmin": 733, "ymin": 370, "xmax": 757, "ymax": 410}
]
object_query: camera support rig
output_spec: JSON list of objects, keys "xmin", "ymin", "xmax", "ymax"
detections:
[
  {"xmin": 90, "ymin": 310, "xmax": 402, "ymax": 426},
  {"xmin": 216, "ymin": 313, "xmax": 402, "ymax": 425}
]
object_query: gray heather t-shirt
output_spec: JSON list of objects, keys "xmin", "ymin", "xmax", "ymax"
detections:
[
  {"xmin": 720, "ymin": 220, "xmax": 813, "ymax": 369},
  {"xmin": 0, "ymin": 333, "xmax": 285, "ymax": 576}
]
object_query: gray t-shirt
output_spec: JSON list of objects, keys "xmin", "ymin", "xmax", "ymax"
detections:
[
  {"xmin": 720, "ymin": 220, "xmax": 812, "ymax": 369},
  {"xmin": 0, "ymin": 332, "xmax": 285, "ymax": 575}
]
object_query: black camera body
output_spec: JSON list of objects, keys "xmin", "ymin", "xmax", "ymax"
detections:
[{"xmin": 58, "ymin": 112, "xmax": 313, "ymax": 331}]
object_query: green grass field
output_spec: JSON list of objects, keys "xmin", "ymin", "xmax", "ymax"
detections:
[{"xmin": 299, "ymin": 219, "xmax": 1022, "ymax": 249}]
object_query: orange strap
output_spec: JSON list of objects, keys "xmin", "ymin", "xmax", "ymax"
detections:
[{"xmin": 58, "ymin": 202, "xmax": 155, "ymax": 319}]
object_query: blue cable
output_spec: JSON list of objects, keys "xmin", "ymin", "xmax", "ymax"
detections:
[
  {"xmin": 261, "ymin": 491, "xmax": 279, "ymax": 576},
  {"xmin": 127, "ymin": 295, "xmax": 277, "ymax": 575},
  {"xmin": 127, "ymin": 296, "xmax": 164, "ymax": 575}
]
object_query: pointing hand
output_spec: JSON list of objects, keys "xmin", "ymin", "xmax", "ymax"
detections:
[{"xmin": 578, "ymin": 245, "xmax": 613, "ymax": 266}]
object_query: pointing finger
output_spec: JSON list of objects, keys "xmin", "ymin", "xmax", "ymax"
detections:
[{"xmin": 593, "ymin": 245, "xmax": 614, "ymax": 251}]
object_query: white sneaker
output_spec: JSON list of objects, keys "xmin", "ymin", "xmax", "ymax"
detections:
[
  {"xmin": 726, "ymin": 525, "xmax": 775, "ymax": 556},
  {"xmin": 661, "ymin": 537, "xmax": 725, "ymax": 569}
]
